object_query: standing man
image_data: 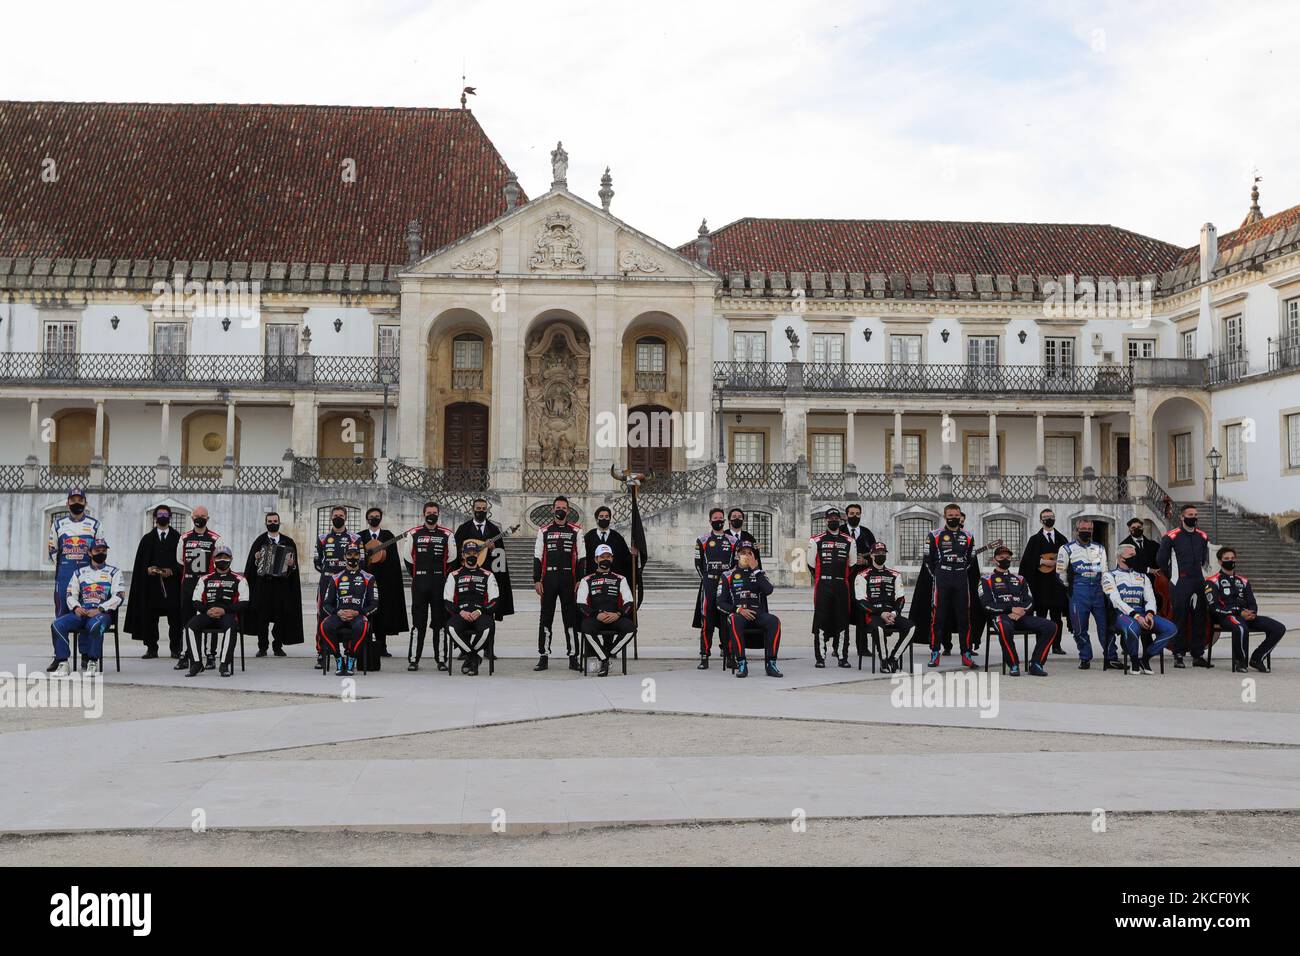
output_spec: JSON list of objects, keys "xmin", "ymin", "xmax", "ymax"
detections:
[
  {"xmin": 242, "ymin": 511, "xmax": 304, "ymax": 657},
  {"xmin": 1119, "ymin": 518, "xmax": 1159, "ymax": 576},
  {"xmin": 318, "ymin": 542, "xmax": 377, "ymax": 677},
  {"xmin": 48, "ymin": 537, "xmax": 123, "ymax": 677},
  {"xmin": 980, "ymin": 544, "xmax": 1057, "ymax": 677},
  {"xmin": 443, "ymin": 541, "xmax": 498, "ymax": 676},
  {"xmin": 406, "ymin": 500, "xmax": 456, "ymax": 672},
  {"xmin": 314, "ymin": 505, "xmax": 358, "ymax": 669},
  {"xmin": 716, "ymin": 542, "xmax": 782, "ymax": 679},
  {"xmin": 358, "ymin": 506, "xmax": 409, "ymax": 667},
  {"xmin": 576, "ymin": 543, "xmax": 636, "ymax": 677},
  {"xmin": 125, "ymin": 505, "xmax": 183, "ymax": 659},
  {"xmin": 454, "ymin": 498, "xmax": 516, "ymax": 623},
  {"xmin": 1057, "ymin": 518, "xmax": 1115, "ymax": 669},
  {"xmin": 183, "ymin": 543, "xmax": 249, "ymax": 678},
  {"xmin": 808, "ymin": 508, "xmax": 856, "ymax": 668},
  {"xmin": 533, "ymin": 496, "xmax": 585, "ymax": 672},
  {"xmin": 585, "ymin": 505, "xmax": 639, "ymax": 604},
  {"xmin": 853, "ymin": 542, "xmax": 913, "ymax": 673},
  {"xmin": 1103, "ymin": 543, "xmax": 1177, "ymax": 675},
  {"xmin": 175, "ymin": 504, "xmax": 220, "ymax": 671},
  {"xmin": 692, "ymin": 507, "xmax": 738, "ymax": 669},
  {"xmin": 926, "ymin": 503, "xmax": 977, "ymax": 668},
  {"xmin": 1157, "ymin": 504, "xmax": 1212, "ymax": 668},
  {"xmin": 1205, "ymin": 546, "xmax": 1287, "ymax": 673},
  {"xmin": 1017, "ymin": 507, "xmax": 1068, "ymax": 655},
  {"xmin": 48, "ymin": 487, "xmax": 101, "ymax": 617},
  {"xmin": 843, "ymin": 503, "xmax": 877, "ymax": 554}
]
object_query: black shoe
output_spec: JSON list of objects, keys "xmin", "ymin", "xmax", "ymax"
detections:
[
  {"xmin": 1078, "ymin": 660, "xmax": 1091, "ymax": 670},
  {"xmin": 814, "ymin": 659, "xmax": 826, "ymax": 669},
  {"xmin": 1051, "ymin": 641, "xmax": 1065, "ymax": 655},
  {"xmin": 568, "ymin": 655, "xmax": 581, "ymax": 672},
  {"xmin": 461, "ymin": 660, "xmax": 473, "ymax": 675},
  {"xmin": 46, "ymin": 658, "xmax": 62, "ymax": 672},
  {"xmin": 314, "ymin": 654, "xmax": 325, "ymax": 670},
  {"xmin": 943, "ymin": 644, "xmax": 953, "ymax": 655},
  {"xmin": 142, "ymin": 648, "xmax": 158, "ymax": 660},
  {"xmin": 697, "ymin": 656, "xmax": 709, "ymax": 670},
  {"xmin": 380, "ymin": 650, "xmax": 393, "ymax": 658},
  {"xmin": 1232, "ymin": 662, "xmax": 1249, "ymax": 673},
  {"xmin": 534, "ymin": 656, "xmax": 549, "ymax": 672},
  {"xmin": 169, "ymin": 650, "xmax": 181, "ymax": 660},
  {"xmin": 407, "ymin": 661, "xmax": 419, "ymax": 672},
  {"xmin": 1102, "ymin": 658, "xmax": 1122, "ymax": 672},
  {"xmin": 468, "ymin": 657, "xmax": 480, "ymax": 676},
  {"xmin": 255, "ymin": 648, "xmax": 268, "ymax": 658},
  {"xmin": 1249, "ymin": 657, "xmax": 1270, "ymax": 673},
  {"xmin": 437, "ymin": 660, "xmax": 449, "ymax": 671},
  {"xmin": 1139, "ymin": 658, "xmax": 1154, "ymax": 675},
  {"xmin": 173, "ymin": 655, "xmax": 189, "ymax": 671},
  {"xmin": 219, "ymin": 662, "xmax": 233, "ymax": 677},
  {"xmin": 273, "ymin": 646, "xmax": 287, "ymax": 657},
  {"xmin": 205, "ymin": 654, "xmax": 216, "ymax": 670},
  {"xmin": 186, "ymin": 660, "xmax": 203, "ymax": 677},
  {"xmin": 1173, "ymin": 654, "xmax": 1186, "ymax": 669},
  {"xmin": 1192, "ymin": 656, "xmax": 1214, "ymax": 669},
  {"xmin": 598, "ymin": 660, "xmax": 610, "ymax": 677},
  {"xmin": 837, "ymin": 658, "xmax": 851, "ymax": 668}
]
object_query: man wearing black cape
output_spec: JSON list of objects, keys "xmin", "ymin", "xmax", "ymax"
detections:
[
  {"xmin": 454, "ymin": 497, "xmax": 515, "ymax": 621},
  {"xmin": 241, "ymin": 510, "xmax": 304, "ymax": 656},
  {"xmin": 1017, "ymin": 507, "xmax": 1068, "ymax": 654},
  {"xmin": 357, "ymin": 506, "xmax": 409, "ymax": 668},
  {"xmin": 124, "ymin": 504, "xmax": 184, "ymax": 658},
  {"xmin": 908, "ymin": 510, "xmax": 986, "ymax": 658},
  {"xmin": 585, "ymin": 505, "xmax": 644, "ymax": 608}
]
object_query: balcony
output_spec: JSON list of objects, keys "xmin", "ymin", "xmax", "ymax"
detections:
[
  {"xmin": 0, "ymin": 352, "xmax": 399, "ymax": 389},
  {"xmin": 714, "ymin": 361, "xmax": 1132, "ymax": 395},
  {"xmin": 1206, "ymin": 349, "xmax": 1249, "ymax": 386},
  {"xmin": 451, "ymin": 368, "xmax": 483, "ymax": 390},
  {"xmin": 1130, "ymin": 357, "xmax": 1207, "ymax": 388},
  {"xmin": 1269, "ymin": 334, "xmax": 1300, "ymax": 373},
  {"xmin": 634, "ymin": 370, "xmax": 667, "ymax": 391}
]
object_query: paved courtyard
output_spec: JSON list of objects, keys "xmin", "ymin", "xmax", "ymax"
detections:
[{"xmin": 1, "ymin": 583, "xmax": 1297, "ymax": 865}]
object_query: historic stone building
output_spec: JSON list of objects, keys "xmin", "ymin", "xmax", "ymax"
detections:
[{"xmin": 3, "ymin": 100, "xmax": 1299, "ymax": 586}]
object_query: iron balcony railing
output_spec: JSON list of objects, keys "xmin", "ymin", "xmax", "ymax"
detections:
[
  {"xmin": 291, "ymin": 457, "xmax": 379, "ymax": 483},
  {"xmin": 609, "ymin": 463, "xmax": 717, "ymax": 524},
  {"xmin": 726, "ymin": 462, "xmax": 797, "ymax": 489},
  {"xmin": 451, "ymin": 368, "xmax": 483, "ymax": 390},
  {"xmin": 715, "ymin": 360, "xmax": 1132, "ymax": 394},
  {"xmin": 388, "ymin": 461, "xmax": 491, "ymax": 496},
  {"xmin": 522, "ymin": 469, "xmax": 590, "ymax": 494},
  {"xmin": 1269, "ymin": 334, "xmax": 1300, "ymax": 373},
  {"xmin": 1206, "ymin": 349, "xmax": 1249, "ymax": 385},
  {"xmin": 634, "ymin": 370, "xmax": 667, "ymax": 391},
  {"xmin": 0, "ymin": 352, "xmax": 399, "ymax": 388}
]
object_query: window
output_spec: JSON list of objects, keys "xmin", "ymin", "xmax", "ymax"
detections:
[
  {"xmin": 890, "ymin": 335, "xmax": 922, "ymax": 364},
  {"xmin": 986, "ymin": 518, "xmax": 1024, "ymax": 558},
  {"xmin": 153, "ymin": 322, "xmax": 186, "ymax": 355},
  {"xmin": 635, "ymin": 337, "xmax": 667, "ymax": 391},
  {"xmin": 378, "ymin": 326, "xmax": 400, "ymax": 376},
  {"xmin": 44, "ymin": 321, "xmax": 77, "ymax": 354},
  {"xmin": 811, "ymin": 433, "xmax": 844, "ymax": 473},
  {"xmin": 811, "ymin": 333, "xmax": 845, "ymax": 364},
  {"xmin": 1225, "ymin": 423, "xmax": 1244, "ymax": 477},
  {"xmin": 453, "ymin": 333, "xmax": 484, "ymax": 389},
  {"xmin": 1045, "ymin": 436, "xmax": 1076, "ymax": 476},
  {"xmin": 898, "ymin": 517, "xmax": 933, "ymax": 564},
  {"xmin": 732, "ymin": 431, "xmax": 765, "ymax": 464},
  {"xmin": 967, "ymin": 336, "xmax": 998, "ymax": 365},
  {"xmin": 1044, "ymin": 337, "xmax": 1075, "ymax": 368},
  {"xmin": 265, "ymin": 324, "xmax": 298, "ymax": 382},
  {"xmin": 1182, "ymin": 329, "xmax": 1197, "ymax": 359},
  {"xmin": 1286, "ymin": 297, "xmax": 1300, "ymax": 341},
  {"xmin": 1288, "ymin": 413, "xmax": 1300, "ymax": 469},
  {"xmin": 1127, "ymin": 338, "xmax": 1156, "ymax": 362},
  {"xmin": 885, "ymin": 433, "xmax": 924, "ymax": 475},
  {"xmin": 1223, "ymin": 314, "xmax": 1243, "ymax": 358},
  {"xmin": 747, "ymin": 511, "xmax": 774, "ymax": 558},
  {"xmin": 965, "ymin": 436, "xmax": 992, "ymax": 476},
  {"xmin": 1172, "ymin": 432, "xmax": 1192, "ymax": 483},
  {"xmin": 732, "ymin": 331, "xmax": 766, "ymax": 363},
  {"xmin": 316, "ymin": 506, "xmax": 361, "ymax": 538}
]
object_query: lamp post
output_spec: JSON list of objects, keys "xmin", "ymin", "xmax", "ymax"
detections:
[
  {"xmin": 379, "ymin": 369, "xmax": 395, "ymax": 459},
  {"xmin": 1206, "ymin": 446, "xmax": 1222, "ymax": 542},
  {"xmin": 713, "ymin": 369, "xmax": 727, "ymax": 463}
]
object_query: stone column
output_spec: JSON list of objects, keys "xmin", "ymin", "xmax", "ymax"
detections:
[
  {"xmin": 987, "ymin": 411, "xmax": 1001, "ymax": 499},
  {"xmin": 1034, "ymin": 411, "xmax": 1048, "ymax": 498},
  {"xmin": 222, "ymin": 399, "xmax": 237, "ymax": 487},
  {"xmin": 396, "ymin": 285, "xmax": 427, "ymax": 465},
  {"xmin": 588, "ymin": 286, "xmax": 617, "ymax": 492},
  {"xmin": 89, "ymin": 399, "xmax": 106, "ymax": 487},
  {"xmin": 842, "ymin": 410, "xmax": 857, "ymax": 497},
  {"xmin": 892, "ymin": 409, "xmax": 904, "ymax": 475},
  {"xmin": 1081, "ymin": 411, "xmax": 1096, "ymax": 500},
  {"xmin": 494, "ymin": 280, "xmax": 523, "ymax": 489},
  {"xmin": 938, "ymin": 409, "xmax": 953, "ymax": 498},
  {"xmin": 24, "ymin": 399, "xmax": 39, "ymax": 487},
  {"xmin": 782, "ymin": 400, "xmax": 807, "ymax": 466},
  {"xmin": 1124, "ymin": 408, "xmax": 1139, "ymax": 500},
  {"xmin": 155, "ymin": 401, "xmax": 172, "ymax": 487},
  {"xmin": 291, "ymin": 395, "xmax": 317, "ymax": 459}
]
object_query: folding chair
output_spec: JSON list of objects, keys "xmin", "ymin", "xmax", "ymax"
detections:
[
  {"xmin": 983, "ymin": 621, "xmax": 1037, "ymax": 675},
  {"xmin": 722, "ymin": 623, "xmax": 771, "ymax": 673},
  {"xmin": 68, "ymin": 611, "xmax": 121, "ymax": 673},
  {"xmin": 579, "ymin": 624, "xmax": 635, "ymax": 676},
  {"xmin": 442, "ymin": 620, "xmax": 496, "ymax": 677},
  {"xmin": 1209, "ymin": 622, "xmax": 1273, "ymax": 671}
]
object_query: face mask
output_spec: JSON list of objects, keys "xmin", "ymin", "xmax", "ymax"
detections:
[
  {"xmin": 995, "ymin": 558, "xmax": 1011, "ymax": 570},
  {"xmin": 554, "ymin": 509, "xmax": 567, "ymax": 522},
  {"xmin": 596, "ymin": 560, "xmax": 612, "ymax": 572},
  {"xmin": 945, "ymin": 517, "xmax": 960, "ymax": 529},
  {"xmin": 193, "ymin": 517, "xmax": 207, "ymax": 528},
  {"xmin": 1129, "ymin": 528, "xmax": 1143, "ymax": 538},
  {"xmin": 1184, "ymin": 516, "xmax": 1198, "ymax": 528},
  {"xmin": 214, "ymin": 559, "xmax": 232, "ymax": 572},
  {"xmin": 827, "ymin": 520, "xmax": 841, "ymax": 532},
  {"xmin": 345, "ymin": 557, "xmax": 360, "ymax": 570},
  {"xmin": 156, "ymin": 514, "xmax": 170, "ymax": 526},
  {"xmin": 425, "ymin": 514, "xmax": 439, "ymax": 526},
  {"xmin": 730, "ymin": 518, "xmax": 743, "ymax": 530},
  {"xmin": 90, "ymin": 552, "xmax": 107, "ymax": 566},
  {"xmin": 266, "ymin": 523, "xmax": 280, "ymax": 534},
  {"xmin": 69, "ymin": 502, "xmax": 86, "ymax": 516},
  {"xmin": 332, "ymin": 516, "xmax": 345, "ymax": 529},
  {"xmin": 367, "ymin": 516, "xmax": 381, "ymax": 528},
  {"xmin": 463, "ymin": 554, "xmax": 478, "ymax": 567},
  {"xmin": 473, "ymin": 510, "xmax": 487, "ymax": 521},
  {"xmin": 597, "ymin": 518, "xmax": 611, "ymax": 529},
  {"xmin": 1042, "ymin": 517, "xmax": 1055, "ymax": 528},
  {"xmin": 1220, "ymin": 560, "xmax": 1235, "ymax": 571},
  {"xmin": 847, "ymin": 516, "xmax": 859, "ymax": 527},
  {"xmin": 711, "ymin": 519, "xmax": 724, "ymax": 531},
  {"xmin": 872, "ymin": 555, "xmax": 886, "ymax": 566},
  {"xmin": 1077, "ymin": 532, "xmax": 1092, "ymax": 544}
]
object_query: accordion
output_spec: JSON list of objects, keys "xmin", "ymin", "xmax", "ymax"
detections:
[{"xmin": 256, "ymin": 541, "xmax": 295, "ymax": 578}]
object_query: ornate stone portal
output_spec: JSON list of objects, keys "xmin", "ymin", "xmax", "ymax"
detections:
[{"xmin": 524, "ymin": 323, "xmax": 590, "ymax": 469}]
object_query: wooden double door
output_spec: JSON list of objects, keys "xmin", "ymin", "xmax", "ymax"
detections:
[{"xmin": 444, "ymin": 402, "xmax": 489, "ymax": 470}]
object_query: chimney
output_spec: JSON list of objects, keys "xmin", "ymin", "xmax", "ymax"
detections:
[
  {"xmin": 406, "ymin": 219, "xmax": 422, "ymax": 263},
  {"xmin": 504, "ymin": 170, "xmax": 520, "ymax": 212},
  {"xmin": 1199, "ymin": 222, "xmax": 1217, "ymax": 283},
  {"xmin": 696, "ymin": 218, "xmax": 712, "ymax": 269}
]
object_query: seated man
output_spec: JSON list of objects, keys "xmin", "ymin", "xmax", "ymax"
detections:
[
  {"xmin": 576, "ymin": 543, "xmax": 635, "ymax": 677},
  {"xmin": 1102, "ymin": 544, "xmax": 1177, "ymax": 675},
  {"xmin": 853, "ymin": 542, "xmax": 914, "ymax": 673},
  {"xmin": 716, "ymin": 542, "xmax": 782, "ymax": 679},
  {"xmin": 443, "ymin": 540, "xmax": 499, "ymax": 676},
  {"xmin": 184, "ymin": 543, "xmax": 250, "ymax": 677},
  {"xmin": 49, "ymin": 538, "xmax": 124, "ymax": 677},
  {"xmin": 1205, "ymin": 546, "xmax": 1286, "ymax": 674},
  {"xmin": 318, "ymin": 543, "xmax": 378, "ymax": 676},
  {"xmin": 979, "ymin": 545, "xmax": 1057, "ymax": 677}
]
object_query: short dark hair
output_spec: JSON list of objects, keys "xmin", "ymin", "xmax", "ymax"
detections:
[
  {"xmin": 422, "ymin": 501, "xmax": 439, "ymax": 512},
  {"xmin": 331, "ymin": 505, "xmax": 347, "ymax": 516},
  {"xmin": 265, "ymin": 511, "xmax": 279, "ymax": 520},
  {"xmin": 1039, "ymin": 508, "xmax": 1054, "ymax": 520},
  {"xmin": 1181, "ymin": 503, "xmax": 1197, "ymax": 514},
  {"xmin": 1128, "ymin": 517, "xmax": 1143, "ymax": 527},
  {"xmin": 943, "ymin": 503, "xmax": 961, "ymax": 513},
  {"xmin": 709, "ymin": 507, "xmax": 725, "ymax": 519},
  {"xmin": 366, "ymin": 506, "xmax": 382, "ymax": 518},
  {"xmin": 595, "ymin": 505, "xmax": 611, "ymax": 518},
  {"xmin": 473, "ymin": 498, "xmax": 488, "ymax": 508},
  {"xmin": 1216, "ymin": 546, "xmax": 1237, "ymax": 561},
  {"xmin": 554, "ymin": 496, "xmax": 569, "ymax": 506},
  {"xmin": 846, "ymin": 503, "xmax": 862, "ymax": 513},
  {"xmin": 728, "ymin": 507, "xmax": 744, "ymax": 519}
]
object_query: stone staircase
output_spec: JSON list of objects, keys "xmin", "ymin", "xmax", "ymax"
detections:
[
  {"xmin": 1178, "ymin": 500, "xmax": 1300, "ymax": 592},
  {"xmin": 499, "ymin": 533, "xmax": 699, "ymax": 590}
]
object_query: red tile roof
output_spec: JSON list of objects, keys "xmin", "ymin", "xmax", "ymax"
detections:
[
  {"xmin": 1175, "ymin": 202, "xmax": 1300, "ymax": 268},
  {"xmin": 0, "ymin": 101, "xmax": 522, "ymax": 263},
  {"xmin": 682, "ymin": 217, "xmax": 1186, "ymax": 278}
]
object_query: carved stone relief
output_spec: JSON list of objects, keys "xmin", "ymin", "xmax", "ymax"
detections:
[
  {"xmin": 524, "ymin": 323, "xmax": 590, "ymax": 468},
  {"xmin": 528, "ymin": 212, "xmax": 587, "ymax": 271}
]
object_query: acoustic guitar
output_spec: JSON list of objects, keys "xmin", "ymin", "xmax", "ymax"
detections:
[{"xmin": 363, "ymin": 526, "xmax": 421, "ymax": 567}]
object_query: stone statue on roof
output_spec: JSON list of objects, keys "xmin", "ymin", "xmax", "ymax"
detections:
[{"xmin": 550, "ymin": 141, "xmax": 568, "ymax": 188}]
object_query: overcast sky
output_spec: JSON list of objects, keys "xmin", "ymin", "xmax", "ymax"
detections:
[{"xmin": 5, "ymin": 0, "xmax": 1295, "ymax": 248}]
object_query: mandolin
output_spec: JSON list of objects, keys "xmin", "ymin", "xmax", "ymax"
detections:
[
  {"xmin": 362, "ymin": 526, "xmax": 422, "ymax": 567},
  {"xmin": 462, "ymin": 524, "xmax": 521, "ymax": 568}
]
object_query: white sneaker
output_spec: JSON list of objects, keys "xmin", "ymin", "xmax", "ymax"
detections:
[
  {"xmin": 85, "ymin": 660, "xmax": 99, "ymax": 676},
  {"xmin": 52, "ymin": 661, "xmax": 70, "ymax": 678}
]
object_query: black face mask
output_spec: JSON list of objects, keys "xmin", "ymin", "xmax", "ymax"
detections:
[
  {"xmin": 597, "ymin": 518, "xmax": 611, "ymax": 529},
  {"xmin": 68, "ymin": 502, "xmax": 86, "ymax": 516},
  {"xmin": 872, "ymin": 555, "xmax": 886, "ymax": 566},
  {"xmin": 1077, "ymin": 532, "xmax": 1092, "ymax": 544},
  {"xmin": 554, "ymin": 509, "xmax": 567, "ymax": 523},
  {"xmin": 711, "ymin": 519, "xmax": 724, "ymax": 531},
  {"xmin": 847, "ymin": 515, "xmax": 860, "ymax": 527},
  {"xmin": 1220, "ymin": 560, "xmax": 1235, "ymax": 571},
  {"xmin": 596, "ymin": 560, "xmax": 612, "ymax": 573},
  {"xmin": 425, "ymin": 514, "xmax": 439, "ymax": 526},
  {"xmin": 214, "ymin": 559, "xmax": 232, "ymax": 572},
  {"xmin": 730, "ymin": 518, "xmax": 743, "ymax": 530},
  {"xmin": 90, "ymin": 552, "xmax": 107, "ymax": 566},
  {"xmin": 473, "ymin": 510, "xmax": 487, "ymax": 522},
  {"xmin": 463, "ymin": 554, "xmax": 478, "ymax": 567},
  {"xmin": 345, "ymin": 557, "xmax": 360, "ymax": 570},
  {"xmin": 332, "ymin": 516, "xmax": 345, "ymax": 529},
  {"xmin": 945, "ymin": 517, "xmax": 960, "ymax": 529},
  {"xmin": 995, "ymin": 558, "xmax": 1011, "ymax": 570},
  {"xmin": 192, "ymin": 517, "xmax": 207, "ymax": 528},
  {"xmin": 156, "ymin": 514, "xmax": 170, "ymax": 527},
  {"xmin": 1129, "ymin": 528, "xmax": 1143, "ymax": 538},
  {"xmin": 368, "ymin": 516, "xmax": 381, "ymax": 528},
  {"xmin": 827, "ymin": 520, "xmax": 841, "ymax": 532},
  {"xmin": 1042, "ymin": 517, "xmax": 1055, "ymax": 528},
  {"xmin": 266, "ymin": 523, "xmax": 280, "ymax": 534},
  {"xmin": 1184, "ymin": 516, "xmax": 1198, "ymax": 528}
]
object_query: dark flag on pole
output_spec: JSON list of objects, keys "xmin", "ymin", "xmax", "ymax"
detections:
[{"xmin": 630, "ymin": 486, "xmax": 649, "ymax": 609}]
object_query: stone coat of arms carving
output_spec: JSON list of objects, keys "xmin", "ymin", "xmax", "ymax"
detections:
[
  {"xmin": 524, "ymin": 324, "xmax": 590, "ymax": 468},
  {"xmin": 528, "ymin": 212, "xmax": 587, "ymax": 271}
]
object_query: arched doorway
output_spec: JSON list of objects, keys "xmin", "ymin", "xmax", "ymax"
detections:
[
  {"xmin": 51, "ymin": 409, "xmax": 106, "ymax": 466},
  {"xmin": 182, "ymin": 410, "xmax": 240, "ymax": 466},
  {"xmin": 444, "ymin": 401, "xmax": 489, "ymax": 471},
  {"xmin": 627, "ymin": 403, "xmax": 673, "ymax": 477}
]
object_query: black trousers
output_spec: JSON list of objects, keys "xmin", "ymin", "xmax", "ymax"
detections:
[
  {"xmin": 1170, "ymin": 578, "xmax": 1208, "ymax": 657},
  {"xmin": 184, "ymin": 613, "xmax": 237, "ymax": 665},
  {"xmin": 319, "ymin": 614, "xmax": 370, "ymax": 656},
  {"xmin": 449, "ymin": 614, "xmax": 493, "ymax": 659},
  {"xmin": 538, "ymin": 572, "xmax": 578, "ymax": 657},
  {"xmin": 1213, "ymin": 611, "xmax": 1286, "ymax": 663},
  {"xmin": 578, "ymin": 616, "xmax": 636, "ymax": 659},
  {"xmin": 930, "ymin": 580, "xmax": 972, "ymax": 653},
  {"xmin": 409, "ymin": 574, "xmax": 446, "ymax": 663},
  {"xmin": 724, "ymin": 610, "xmax": 780, "ymax": 662},
  {"xmin": 1032, "ymin": 603, "xmax": 1064, "ymax": 649},
  {"xmin": 139, "ymin": 607, "xmax": 183, "ymax": 655},
  {"xmin": 697, "ymin": 576, "xmax": 723, "ymax": 657},
  {"xmin": 989, "ymin": 612, "xmax": 1058, "ymax": 667},
  {"xmin": 859, "ymin": 614, "xmax": 915, "ymax": 660},
  {"xmin": 811, "ymin": 579, "xmax": 850, "ymax": 663}
]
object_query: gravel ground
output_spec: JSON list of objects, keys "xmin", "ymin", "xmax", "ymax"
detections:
[{"xmin": 1, "ymin": 811, "xmax": 1295, "ymax": 866}]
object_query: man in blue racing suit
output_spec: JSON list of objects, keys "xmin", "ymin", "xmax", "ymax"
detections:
[
  {"xmin": 1102, "ymin": 543, "xmax": 1177, "ymax": 675},
  {"xmin": 1056, "ymin": 518, "xmax": 1116, "ymax": 670},
  {"xmin": 48, "ymin": 486, "xmax": 102, "ymax": 617}
]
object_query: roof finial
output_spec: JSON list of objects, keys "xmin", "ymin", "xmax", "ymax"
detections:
[
  {"xmin": 1242, "ymin": 173, "xmax": 1264, "ymax": 227},
  {"xmin": 460, "ymin": 65, "xmax": 475, "ymax": 110},
  {"xmin": 599, "ymin": 166, "xmax": 614, "ymax": 212},
  {"xmin": 504, "ymin": 169, "xmax": 520, "ymax": 212},
  {"xmin": 406, "ymin": 218, "xmax": 422, "ymax": 263},
  {"xmin": 695, "ymin": 218, "xmax": 711, "ymax": 269}
]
